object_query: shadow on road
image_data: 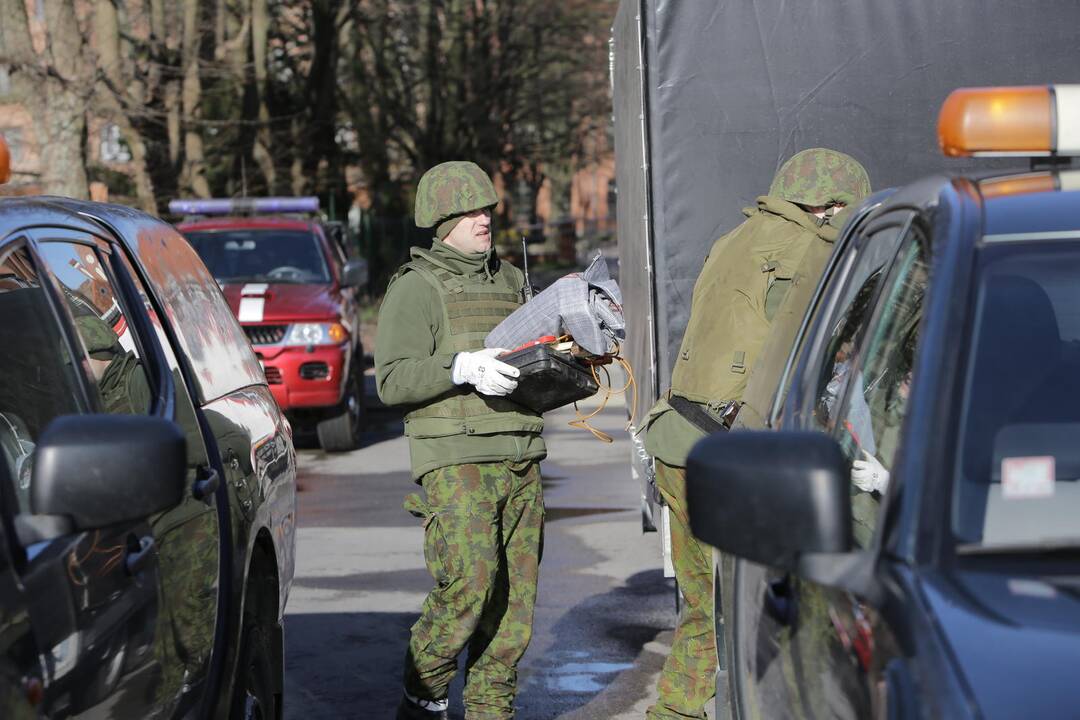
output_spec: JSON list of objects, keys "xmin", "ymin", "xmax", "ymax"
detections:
[
  {"xmin": 285, "ymin": 568, "xmax": 672, "ymax": 720},
  {"xmin": 517, "ymin": 568, "xmax": 673, "ymax": 718},
  {"xmin": 285, "ymin": 611, "xmax": 415, "ymax": 718}
]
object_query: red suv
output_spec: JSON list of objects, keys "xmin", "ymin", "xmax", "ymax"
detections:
[{"xmin": 176, "ymin": 201, "xmax": 368, "ymax": 451}]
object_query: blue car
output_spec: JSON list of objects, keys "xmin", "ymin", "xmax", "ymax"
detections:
[
  {"xmin": 688, "ymin": 85, "xmax": 1080, "ymax": 719},
  {"xmin": 0, "ymin": 138, "xmax": 296, "ymax": 720}
]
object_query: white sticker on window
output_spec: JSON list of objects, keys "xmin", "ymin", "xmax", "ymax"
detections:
[
  {"xmin": 1007, "ymin": 579, "xmax": 1057, "ymax": 599},
  {"xmin": 1001, "ymin": 456, "xmax": 1055, "ymax": 499}
]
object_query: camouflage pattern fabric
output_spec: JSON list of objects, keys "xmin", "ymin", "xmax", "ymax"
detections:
[
  {"xmin": 73, "ymin": 313, "xmax": 123, "ymax": 359},
  {"xmin": 98, "ymin": 352, "xmax": 151, "ymax": 414},
  {"xmin": 768, "ymin": 148, "xmax": 871, "ymax": 207},
  {"xmin": 647, "ymin": 460, "xmax": 716, "ymax": 720},
  {"xmin": 403, "ymin": 460, "xmax": 544, "ymax": 719},
  {"xmin": 415, "ymin": 161, "xmax": 499, "ymax": 228}
]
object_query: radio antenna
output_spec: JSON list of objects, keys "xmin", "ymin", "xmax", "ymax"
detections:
[{"xmin": 521, "ymin": 236, "xmax": 534, "ymax": 301}]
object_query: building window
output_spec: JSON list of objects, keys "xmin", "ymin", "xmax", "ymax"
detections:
[{"xmin": 99, "ymin": 124, "xmax": 132, "ymax": 164}]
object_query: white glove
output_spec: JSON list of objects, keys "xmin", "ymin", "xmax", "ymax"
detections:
[
  {"xmin": 451, "ymin": 348, "xmax": 520, "ymax": 396},
  {"xmin": 852, "ymin": 450, "xmax": 890, "ymax": 494}
]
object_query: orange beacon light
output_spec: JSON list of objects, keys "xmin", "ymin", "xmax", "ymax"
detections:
[{"xmin": 938, "ymin": 85, "xmax": 1080, "ymax": 157}]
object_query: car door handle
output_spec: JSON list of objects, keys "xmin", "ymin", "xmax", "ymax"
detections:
[
  {"xmin": 765, "ymin": 575, "xmax": 795, "ymax": 626},
  {"xmin": 125, "ymin": 536, "xmax": 156, "ymax": 576},
  {"xmin": 193, "ymin": 466, "xmax": 220, "ymax": 501}
]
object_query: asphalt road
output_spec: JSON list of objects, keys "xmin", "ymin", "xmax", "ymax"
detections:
[{"xmin": 281, "ymin": 383, "xmax": 705, "ymax": 719}]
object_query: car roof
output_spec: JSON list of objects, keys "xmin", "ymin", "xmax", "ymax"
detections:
[
  {"xmin": 0, "ymin": 196, "xmax": 118, "ymax": 237},
  {"xmin": 175, "ymin": 217, "xmax": 318, "ymax": 233},
  {"xmin": 860, "ymin": 166, "xmax": 1080, "ymax": 247},
  {"xmin": 976, "ymin": 170, "xmax": 1080, "ymax": 239}
]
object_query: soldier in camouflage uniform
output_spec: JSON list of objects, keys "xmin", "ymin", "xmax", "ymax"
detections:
[
  {"xmin": 73, "ymin": 314, "xmax": 151, "ymax": 415},
  {"xmin": 376, "ymin": 161, "xmax": 546, "ymax": 720},
  {"xmin": 641, "ymin": 149, "xmax": 870, "ymax": 720}
]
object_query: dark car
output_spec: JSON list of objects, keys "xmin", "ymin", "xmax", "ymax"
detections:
[
  {"xmin": 174, "ymin": 200, "xmax": 368, "ymax": 452},
  {"xmin": 686, "ymin": 86, "xmax": 1080, "ymax": 719},
  {"xmin": 0, "ymin": 169, "xmax": 296, "ymax": 717}
]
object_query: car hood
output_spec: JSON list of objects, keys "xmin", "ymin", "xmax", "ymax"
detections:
[
  {"xmin": 919, "ymin": 568, "xmax": 1080, "ymax": 719},
  {"xmin": 219, "ymin": 282, "xmax": 339, "ymax": 323}
]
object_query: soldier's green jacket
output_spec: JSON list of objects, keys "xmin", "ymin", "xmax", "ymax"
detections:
[
  {"xmin": 375, "ymin": 239, "xmax": 546, "ymax": 479},
  {"xmin": 644, "ymin": 196, "xmax": 844, "ymax": 468}
]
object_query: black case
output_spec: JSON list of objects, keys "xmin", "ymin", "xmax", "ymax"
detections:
[{"xmin": 500, "ymin": 345, "xmax": 599, "ymax": 413}]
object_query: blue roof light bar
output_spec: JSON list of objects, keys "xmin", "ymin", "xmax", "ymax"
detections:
[{"xmin": 168, "ymin": 197, "xmax": 320, "ymax": 215}]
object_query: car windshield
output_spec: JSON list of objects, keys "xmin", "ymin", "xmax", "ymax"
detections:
[
  {"xmin": 184, "ymin": 229, "xmax": 330, "ymax": 284},
  {"xmin": 953, "ymin": 241, "xmax": 1080, "ymax": 553}
]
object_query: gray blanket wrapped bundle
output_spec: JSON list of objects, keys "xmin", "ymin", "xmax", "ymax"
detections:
[{"xmin": 485, "ymin": 253, "xmax": 625, "ymax": 355}]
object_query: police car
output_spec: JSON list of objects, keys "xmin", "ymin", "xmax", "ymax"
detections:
[{"xmin": 687, "ymin": 85, "xmax": 1080, "ymax": 718}]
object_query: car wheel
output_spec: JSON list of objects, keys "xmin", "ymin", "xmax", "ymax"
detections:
[
  {"xmin": 316, "ymin": 362, "xmax": 362, "ymax": 452},
  {"xmin": 231, "ymin": 621, "xmax": 277, "ymax": 720}
]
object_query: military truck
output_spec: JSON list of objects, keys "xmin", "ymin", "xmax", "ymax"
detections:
[{"xmin": 611, "ymin": 0, "xmax": 1080, "ymax": 573}]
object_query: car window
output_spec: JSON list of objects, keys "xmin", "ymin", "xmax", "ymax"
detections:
[
  {"xmin": 806, "ymin": 221, "xmax": 909, "ymax": 432},
  {"xmin": 0, "ymin": 243, "xmax": 86, "ymax": 513},
  {"xmin": 184, "ymin": 229, "xmax": 331, "ymax": 284},
  {"xmin": 111, "ymin": 248, "xmax": 211, "ymax": 467},
  {"xmin": 953, "ymin": 241, "xmax": 1080, "ymax": 551},
  {"xmin": 830, "ymin": 238, "xmax": 928, "ymax": 547},
  {"xmin": 36, "ymin": 241, "xmax": 153, "ymax": 416},
  {"xmin": 134, "ymin": 221, "xmax": 264, "ymax": 404}
]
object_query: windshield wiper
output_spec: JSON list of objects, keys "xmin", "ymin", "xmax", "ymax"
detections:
[{"xmin": 957, "ymin": 539, "xmax": 1080, "ymax": 556}]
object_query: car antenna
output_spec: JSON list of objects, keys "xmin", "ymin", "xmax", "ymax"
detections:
[{"xmin": 521, "ymin": 235, "xmax": 534, "ymax": 301}]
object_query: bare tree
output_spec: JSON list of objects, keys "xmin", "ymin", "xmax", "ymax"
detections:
[
  {"xmin": 340, "ymin": 0, "xmax": 612, "ymax": 216},
  {"xmin": 1, "ymin": 0, "xmax": 92, "ymax": 199},
  {"xmin": 4, "ymin": 0, "xmax": 613, "ymax": 219}
]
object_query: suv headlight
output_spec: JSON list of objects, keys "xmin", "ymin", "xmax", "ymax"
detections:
[{"xmin": 284, "ymin": 322, "xmax": 349, "ymax": 346}]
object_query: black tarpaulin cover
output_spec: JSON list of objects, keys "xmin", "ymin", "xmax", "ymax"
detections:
[{"xmin": 613, "ymin": 0, "xmax": 1080, "ymax": 414}]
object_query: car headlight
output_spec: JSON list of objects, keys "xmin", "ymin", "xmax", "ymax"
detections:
[{"xmin": 284, "ymin": 322, "xmax": 349, "ymax": 346}]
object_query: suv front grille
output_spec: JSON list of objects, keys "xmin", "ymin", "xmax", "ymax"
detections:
[
  {"xmin": 245, "ymin": 324, "xmax": 287, "ymax": 345},
  {"xmin": 263, "ymin": 366, "xmax": 283, "ymax": 384}
]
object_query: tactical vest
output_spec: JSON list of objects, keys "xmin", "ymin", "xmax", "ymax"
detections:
[
  {"xmin": 669, "ymin": 197, "xmax": 839, "ymax": 406},
  {"xmin": 397, "ymin": 248, "xmax": 543, "ymax": 439}
]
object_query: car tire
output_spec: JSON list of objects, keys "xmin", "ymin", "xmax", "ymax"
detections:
[
  {"xmin": 316, "ymin": 361, "xmax": 362, "ymax": 452},
  {"xmin": 231, "ymin": 620, "xmax": 278, "ymax": 720}
]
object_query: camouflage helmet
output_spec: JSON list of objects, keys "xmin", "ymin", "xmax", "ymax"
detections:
[
  {"xmin": 414, "ymin": 161, "xmax": 499, "ymax": 228},
  {"xmin": 768, "ymin": 148, "xmax": 871, "ymax": 207},
  {"xmin": 74, "ymin": 314, "xmax": 122, "ymax": 360}
]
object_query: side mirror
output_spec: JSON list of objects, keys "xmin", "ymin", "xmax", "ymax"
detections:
[
  {"xmin": 686, "ymin": 431, "xmax": 853, "ymax": 573},
  {"xmin": 0, "ymin": 134, "xmax": 10, "ymax": 185},
  {"xmin": 30, "ymin": 415, "xmax": 186, "ymax": 534},
  {"xmin": 342, "ymin": 258, "xmax": 369, "ymax": 289}
]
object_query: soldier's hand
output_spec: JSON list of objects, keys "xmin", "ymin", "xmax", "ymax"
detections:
[
  {"xmin": 851, "ymin": 449, "xmax": 889, "ymax": 494},
  {"xmin": 452, "ymin": 348, "xmax": 520, "ymax": 396}
]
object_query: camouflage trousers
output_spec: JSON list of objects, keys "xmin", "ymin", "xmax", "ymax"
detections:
[
  {"xmin": 403, "ymin": 461, "xmax": 544, "ymax": 719},
  {"xmin": 647, "ymin": 460, "xmax": 717, "ymax": 720}
]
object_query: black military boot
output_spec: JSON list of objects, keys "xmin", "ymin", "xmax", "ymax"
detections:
[{"xmin": 395, "ymin": 693, "xmax": 449, "ymax": 720}]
